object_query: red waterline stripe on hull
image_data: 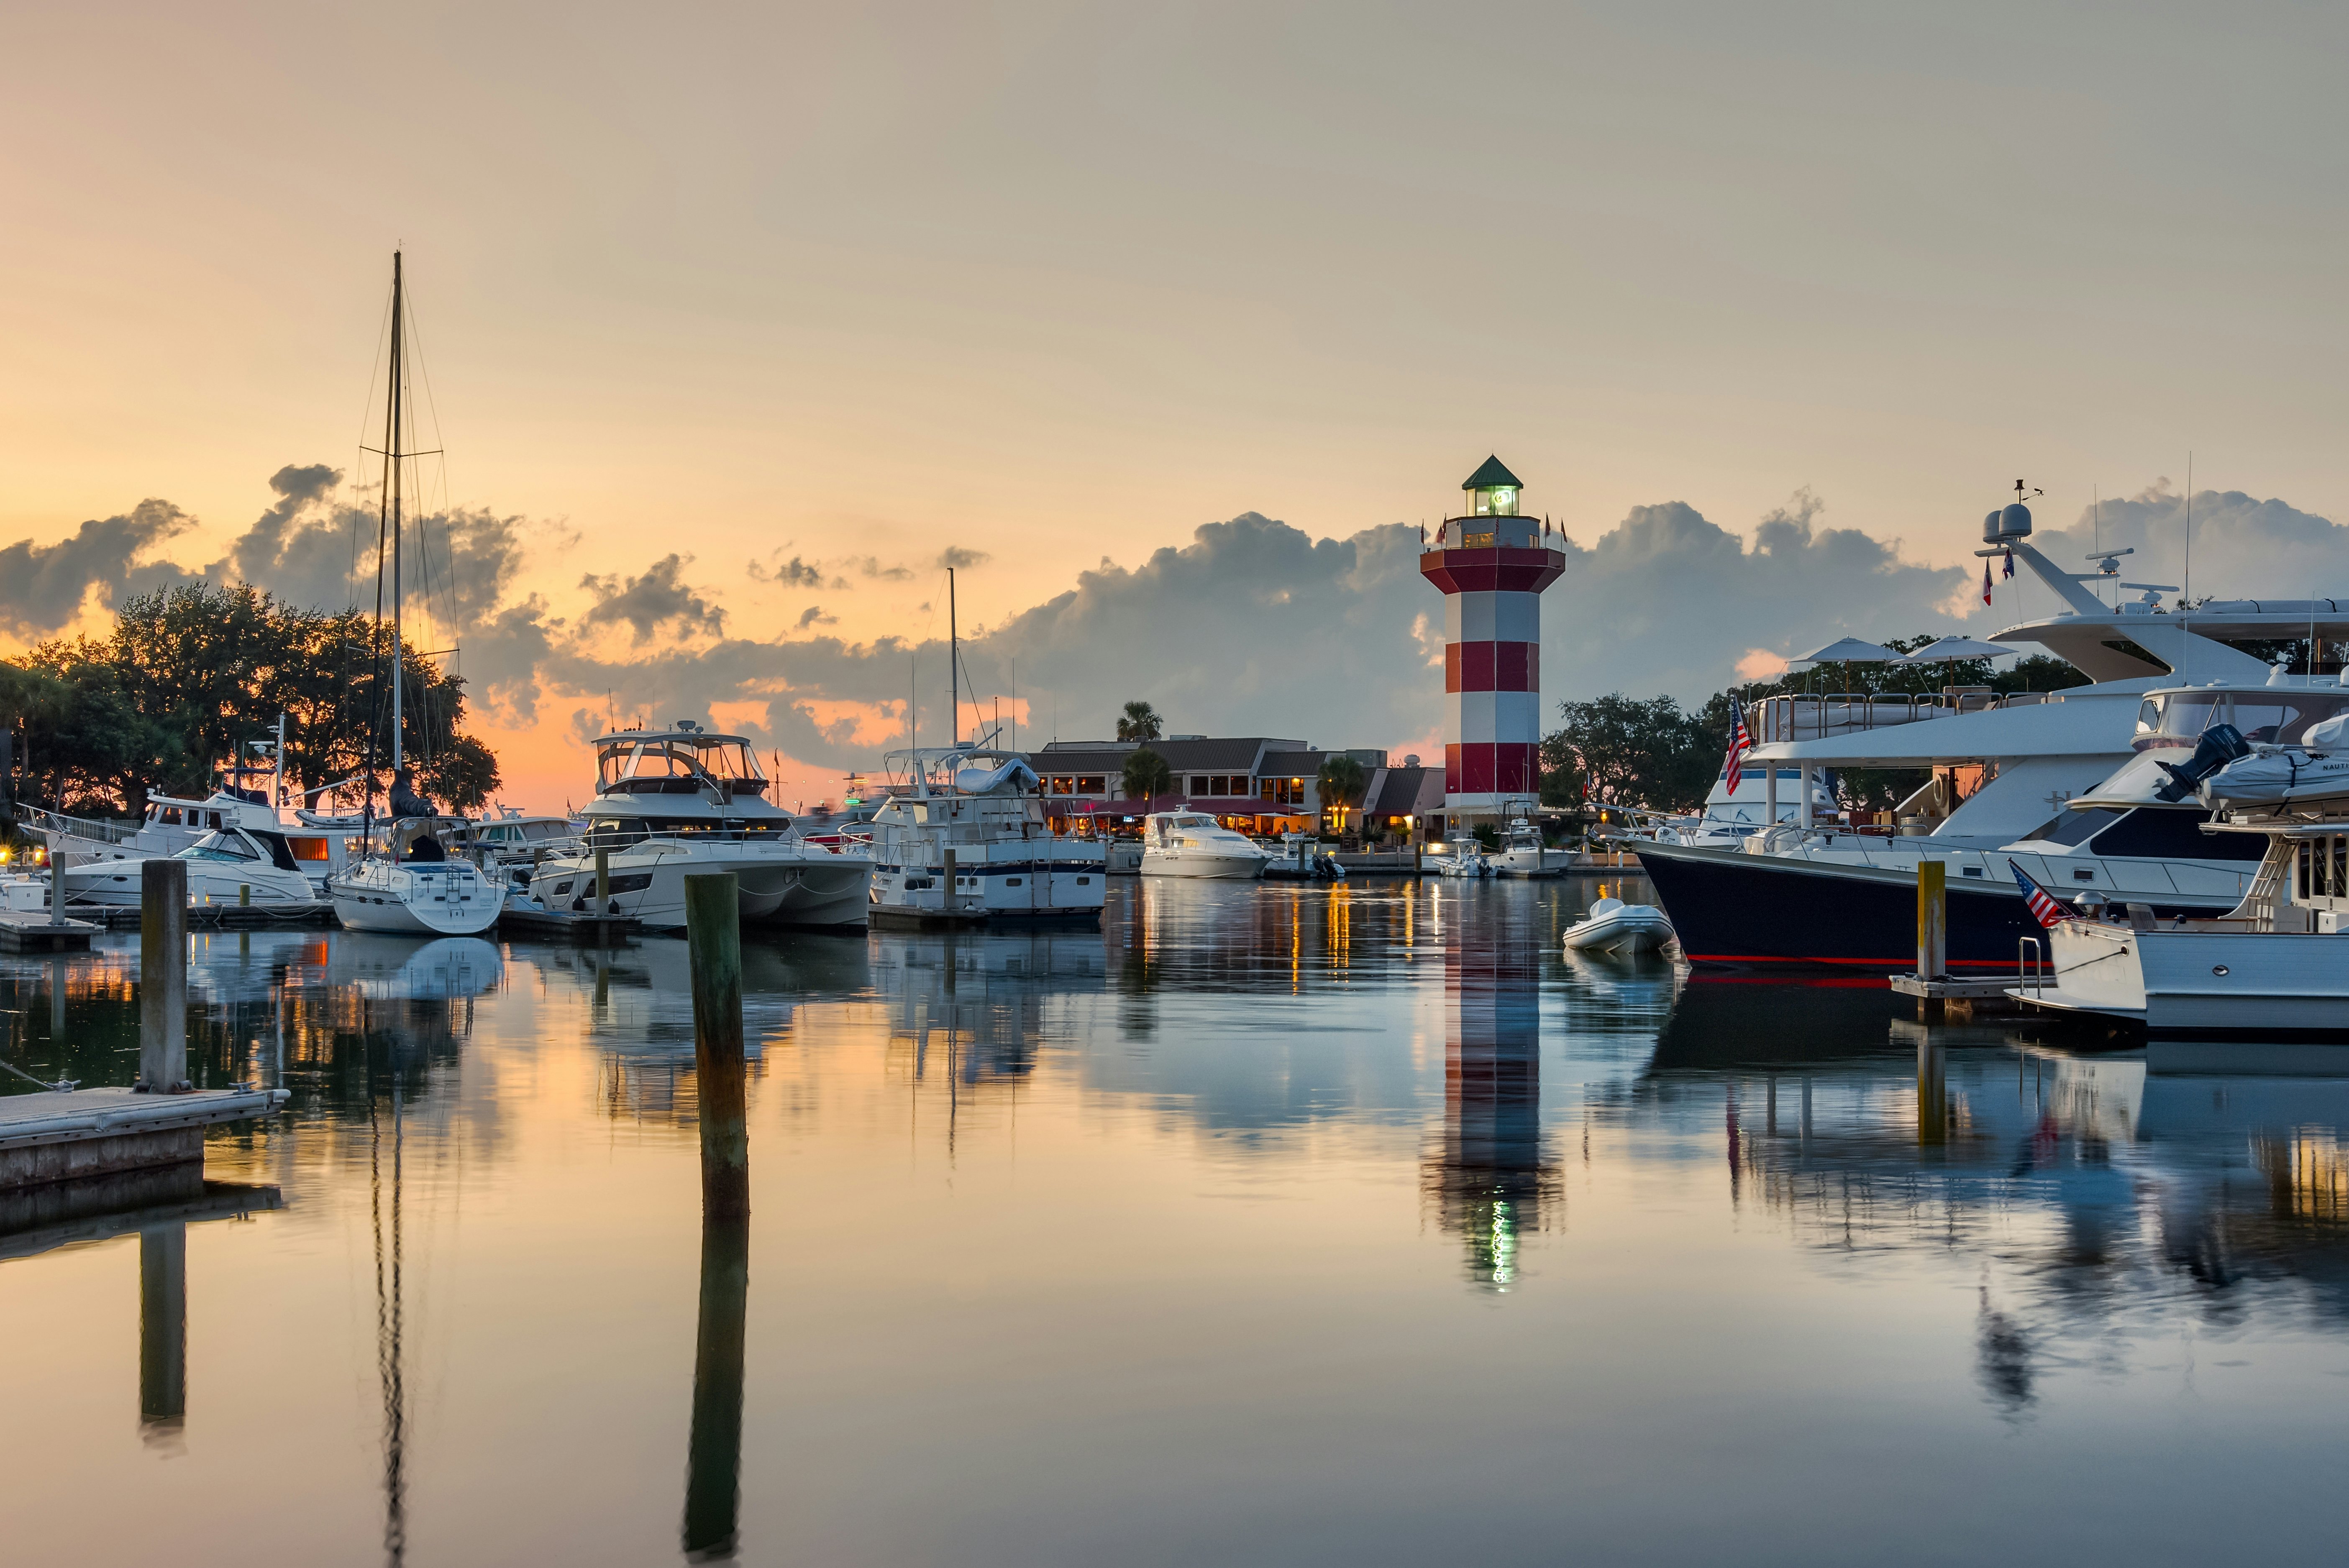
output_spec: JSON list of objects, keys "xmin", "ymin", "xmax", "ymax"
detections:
[{"xmin": 1685, "ymin": 953, "xmax": 2016, "ymax": 969}]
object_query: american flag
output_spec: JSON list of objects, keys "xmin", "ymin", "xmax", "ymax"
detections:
[
  {"xmin": 1724, "ymin": 698, "xmax": 1753, "ymax": 794},
  {"xmin": 2008, "ymin": 859, "xmax": 2068, "ymax": 928}
]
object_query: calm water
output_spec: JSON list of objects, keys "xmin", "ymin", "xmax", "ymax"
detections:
[{"xmin": 4, "ymin": 878, "xmax": 2347, "ymax": 1565}]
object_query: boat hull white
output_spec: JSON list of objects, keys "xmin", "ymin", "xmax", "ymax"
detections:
[
  {"xmin": 330, "ymin": 861, "xmax": 503, "ymax": 936},
  {"xmin": 532, "ymin": 841, "xmax": 872, "ymax": 930},
  {"xmin": 1139, "ymin": 848, "xmax": 1268, "ymax": 879},
  {"xmin": 2023, "ymin": 919, "xmax": 2349, "ymax": 1040},
  {"xmin": 66, "ymin": 859, "xmax": 318, "ymax": 912}
]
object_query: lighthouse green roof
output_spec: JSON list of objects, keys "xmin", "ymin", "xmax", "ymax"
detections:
[{"xmin": 1462, "ymin": 455, "xmax": 1522, "ymax": 491}]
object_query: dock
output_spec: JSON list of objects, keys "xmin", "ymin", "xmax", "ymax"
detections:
[
  {"xmin": 0, "ymin": 909, "xmax": 97, "ymax": 953},
  {"xmin": 84, "ymin": 902, "xmax": 336, "ymax": 932},
  {"xmin": 497, "ymin": 905, "xmax": 641, "ymax": 943},
  {"xmin": 0, "ymin": 1086, "xmax": 290, "ymax": 1190},
  {"xmin": 1888, "ymin": 972, "xmax": 2026, "ymax": 1016},
  {"xmin": 868, "ymin": 904, "xmax": 989, "ymax": 931}
]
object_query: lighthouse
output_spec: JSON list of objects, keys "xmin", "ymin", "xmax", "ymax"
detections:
[{"xmin": 1417, "ymin": 456, "xmax": 1566, "ymax": 823}]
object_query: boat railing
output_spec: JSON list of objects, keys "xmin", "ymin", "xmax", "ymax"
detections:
[
  {"xmin": 1755, "ymin": 690, "xmax": 2048, "ymax": 745},
  {"xmin": 2017, "ymin": 936, "xmax": 2046, "ymax": 997},
  {"xmin": 18, "ymin": 804, "xmax": 143, "ymax": 846}
]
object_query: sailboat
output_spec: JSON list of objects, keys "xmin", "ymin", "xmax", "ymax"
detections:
[{"xmin": 327, "ymin": 252, "xmax": 502, "ymax": 938}]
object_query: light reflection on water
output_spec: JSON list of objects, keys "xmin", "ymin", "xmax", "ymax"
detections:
[{"xmin": 3, "ymin": 879, "xmax": 2348, "ymax": 1564}]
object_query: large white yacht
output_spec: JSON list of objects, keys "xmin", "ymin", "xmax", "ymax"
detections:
[
  {"xmin": 1140, "ymin": 811, "xmax": 1274, "ymax": 879},
  {"xmin": 859, "ymin": 748, "xmax": 1107, "ymax": 925},
  {"xmin": 1634, "ymin": 489, "xmax": 2349, "ymax": 971},
  {"xmin": 527, "ymin": 724, "xmax": 871, "ymax": 930},
  {"xmin": 2019, "ymin": 707, "xmax": 2349, "ymax": 1045}
]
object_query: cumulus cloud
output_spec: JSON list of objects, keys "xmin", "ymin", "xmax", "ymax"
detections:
[
  {"xmin": 937, "ymin": 546, "xmax": 990, "ymax": 570},
  {"xmin": 0, "ymin": 499, "xmax": 195, "ymax": 635},
  {"xmin": 748, "ymin": 551, "xmax": 829, "ymax": 588},
  {"xmin": 577, "ymin": 554, "xmax": 727, "ymax": 645},
  {"xmin": 2021, "ymin": 482, "xmax": 2349, "ymax": 607}
]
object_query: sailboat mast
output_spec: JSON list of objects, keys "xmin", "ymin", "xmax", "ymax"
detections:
[
  {"xmin": 948, "ymin": 566, "xmax": 958, "ymax": 747},
  {"xmin": 387, "ymin": 251, "xmax": 406, "ymax": 775}
]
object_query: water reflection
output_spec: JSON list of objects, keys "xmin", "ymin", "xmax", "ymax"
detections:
[
  {"xmin": 15, "ymin": 886, "xmax": 2349, "ymax": 1561},
  {"xmin": 1424, "ymin": 897, "xmax": 1553, "ymax": 1291}
]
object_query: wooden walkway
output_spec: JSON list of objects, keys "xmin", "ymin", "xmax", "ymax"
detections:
[
  {"xmin": 0, "ymin": 1086, "xmax": 289, "ymax": 1191},
  {"xmin": 0, "ymin": 909, "xmax": 97, "ymax": 953}
]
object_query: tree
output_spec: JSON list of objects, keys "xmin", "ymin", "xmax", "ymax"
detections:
[
  {"xmin": 1121, "ymin": 746, "xmax": 1173, "ymax": 807},
  {"xmin": 1116, "ymin": 700, "xmax": 1163, "ymax": 741},
  {"xmin": 1547, "ymin": 694, "xmax": 1716, "ymax": 811},
  {"xmin": 1315, "ymin": 754, "xmax": 1368, "ymax": 833},
  {"xmin": 4, "ymin": 582, "xmax": 502, "ymax": 817}
]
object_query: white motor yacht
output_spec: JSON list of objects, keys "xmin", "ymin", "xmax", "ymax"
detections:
[
  {"xmin": 1634, "ymin": 488, "xmax": 2349, "ymax": 970},
  {"xmin": 528, "ymin": 725, "xmax": 871, "ymax": 930},
  {"xmin": 860, "ymin": 748, "xmax": 1107, "ymax": 924},
  {"xmin": 2018, "ymin": 714, "xmax": 2349, "ymax": 1045},
  {"xmin": 1434, "ymin": 835, "xmax": 1491, "ymax": 878},
  {"xmin": 1489, "ymin": 814, "xmax": 1560, "ymax": 876},
  {"xmin": 1140, "ymin": 811, "xmax": 1273, "ymax": 879},
  {"xmin": 67, "ymin": 827, "xmax": 320, "ymax": 912}
]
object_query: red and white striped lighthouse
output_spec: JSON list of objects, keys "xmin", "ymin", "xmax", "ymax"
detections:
[{"xmin": 1418, "ymin": 456, "xmax": 1565, "ymax": 817}]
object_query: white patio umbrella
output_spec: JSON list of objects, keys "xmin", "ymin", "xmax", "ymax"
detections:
[
  {"xmin": 1788, "ymin": 635, "xmax": 1902, "ymax": 666},
  {"xmin": 1895, "ymin": 635, "xmax": 2018, "ymax": 665}
]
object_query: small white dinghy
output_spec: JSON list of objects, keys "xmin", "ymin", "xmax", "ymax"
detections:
[{"xmin": 1561, "ymin": 895, "xmax": 1674, "ymax": 955}]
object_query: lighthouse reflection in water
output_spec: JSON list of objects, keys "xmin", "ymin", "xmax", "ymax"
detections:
[{"xmin": 1427, "ymin": 898, "xmax": 1552, "ymax": 1289}]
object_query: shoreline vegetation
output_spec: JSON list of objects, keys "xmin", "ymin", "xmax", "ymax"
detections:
[{"xmin": 0, "ymin": 582, "xmax": 500, "ymax": 822}]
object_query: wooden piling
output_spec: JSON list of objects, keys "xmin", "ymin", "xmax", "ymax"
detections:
[
  {"xmin": 49, "ymin": 849, "xmax": 65, "ymax": 927},
  {"xmin": 685, "ymin": 874, "xmax": 748, "ymax": 1220},
  {"xmin": 139, "ymin": 860, "xmax": 188, "ymax": 1094},
  {"xmin": 139, "ymin": 1222, "xmax": 187, "ymax": 1434},
  {"xmin": 943, "ymin": 848, "xmax": 958, "ymax": 910},
  {"xmin": 683, "ymin": 1214, "xmax": 748, "ymax": 1560},
  {"xmin": 1916, "ymin": 860, "xmax": 1947, "ymax": 984},
  {"xmin": 594, "ymin": 847, "xmax": 611, "ymax": 911}
]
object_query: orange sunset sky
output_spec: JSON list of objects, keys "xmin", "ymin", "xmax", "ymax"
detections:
[{"xmin": 5, "ymin": 3, "xmax": 2346, "ymax": 810}]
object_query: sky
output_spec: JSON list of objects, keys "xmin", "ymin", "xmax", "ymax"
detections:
[{"xmin": 4, "ymin": 1, "xmax": 2346, "ymax": 810}]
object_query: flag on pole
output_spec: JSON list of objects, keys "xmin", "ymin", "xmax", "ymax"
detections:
[
  {"xmin": 1982, "ymin": 558, "xmax": 1994, "ymax": 606},
  {"xmin": 2001, "ymin": 548, "xmax": 2014, "ymax": 580},
  {"xmin": 1724, "ymin": 698, "xmax": 1753, "ymax": 794},
  {"xmin": 2008, "ymin": 859, "xmax": 2068, "ymax": 928}
]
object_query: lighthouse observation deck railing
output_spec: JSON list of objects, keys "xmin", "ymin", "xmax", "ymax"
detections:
[{"xmin": 1754, "ymin": 690, "xmax": 2048, "ymax": 746}]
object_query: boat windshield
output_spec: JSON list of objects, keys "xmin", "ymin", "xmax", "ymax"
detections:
[
  {"xmin": 179, "ymin": 831, "xmax": 260, "ymax": 863},
  {"xmin": 2134, "ymin": 689, "xmax": 2349, "ymax": 748}
]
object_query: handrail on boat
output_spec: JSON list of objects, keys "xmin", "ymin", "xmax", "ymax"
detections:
[{"xmin": 2017, "ymin": 936, "xmax": 2045, "ymax": 996}]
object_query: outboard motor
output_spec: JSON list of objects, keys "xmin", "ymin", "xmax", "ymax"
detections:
[{"xmin": 2152, "ymin": 723, "xmax": 2252, "ymax": 803}]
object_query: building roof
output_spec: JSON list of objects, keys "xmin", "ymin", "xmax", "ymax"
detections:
[
  {"xmin": 1364, "ymin": 766, "xmax": 1438, "ymax": 817},
  {"xmin": 1030, "ymin": 737, "xmax": 1303, "ymax": 773},
  {"xmin": 1462, "ymin": 454, "xmax": 1523, "ymax": 491}
]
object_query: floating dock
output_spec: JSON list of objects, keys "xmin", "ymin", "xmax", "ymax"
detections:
[
  {"xmin": 0, "ymin": 1086, "xmax": 289, "ymax": 1191},
  {"xmin": 0, "ymin": 909, "xmax": 97, "ymax": 953},
  {"xmin": 85, "ymin": 903, "xmax": 336, "ymax": 932},
  {"xmin": 497, "ymin": 906, "xmax": 641, "ymax": 943},
  {"xmin": 868, "ymin": 905, "xmax": 989, "ymax": 932},
  {"xmin": 1889, "ymin": 972, "xmax": 2026, "ymax": 1016}
]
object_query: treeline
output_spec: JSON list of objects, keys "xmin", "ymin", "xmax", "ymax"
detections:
[
  {"xmin": 1, "ymin": 582, "xmax": 500, "ymax": 818},
  {"xmin": 1540, "ymin": 637, "xmax": 2086, "ymax": 812}
]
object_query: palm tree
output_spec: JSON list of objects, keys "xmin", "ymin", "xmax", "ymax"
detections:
[
  {"xmin": 1122, "ymin": 746, "xmax": 1173, "ymax": 809},
  {"xmin": 1316, "ymin": 754, "xmax": 1368, "ymax": 836},
  {"xmin": 1116, "ymin": 700, "xmax": 1163, "ymax": 742}
]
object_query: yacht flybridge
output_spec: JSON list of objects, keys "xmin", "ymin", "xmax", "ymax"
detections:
[
  {"xmin": 1634, "ymin": 487, "xmax": 2349, "ymax": 970},
  {"xmin": 527, "ymin": 725, "xmax": 871, "ymax": 930},
  {"xmin": 861, "ymin": 746, "xmax": 1107, "ymax": 924}
]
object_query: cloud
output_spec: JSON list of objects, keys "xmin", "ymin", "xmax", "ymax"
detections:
[
  {"xmin": 748, "ymin": 551, "xmax": 825, "ymax": 587},
  {"xmin": 848, "ymin": 556, "xmax": 914, "ymax": 581},
  {"xmin": 2020, "ymin": 482, "xmax": 2349, "ymax": 608},
  {"xmin": 577, "ymin": 554, "xmax": 726, "ymax": 645},
  {"xmin": 937, "ymin": 546, "xmax": 990, "ymax": 570},
  {"xmin": 1735, "ymin": 648, "xmax": 1790, "ymax": 681},
  {"xmin": 0, "ymin": 499, "xmax": 196, "ymax": 636},
  {"xmin": 796, "ymin": 605, "xmax": 838, "ymax": 629}
]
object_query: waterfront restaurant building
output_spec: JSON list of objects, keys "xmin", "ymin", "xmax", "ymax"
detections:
[{"xmin": 1030, "ymin": 738, "xmax": 1444, "ymax": 840}]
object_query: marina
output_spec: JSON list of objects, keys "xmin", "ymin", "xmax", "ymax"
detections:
[{"xmin": 6, "ymin": 876, "xmax": 2349, "ymax": 1563}]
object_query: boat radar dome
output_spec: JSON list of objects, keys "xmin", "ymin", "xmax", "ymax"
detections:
[{"xmin": 1983, "ymin": 502, "xmax": 2033, "ymax": 543}]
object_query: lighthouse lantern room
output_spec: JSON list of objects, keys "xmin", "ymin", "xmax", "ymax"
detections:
[{"xmin": 1418, "ymin": 456, "xmax": 1565, "ymax": 821}]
